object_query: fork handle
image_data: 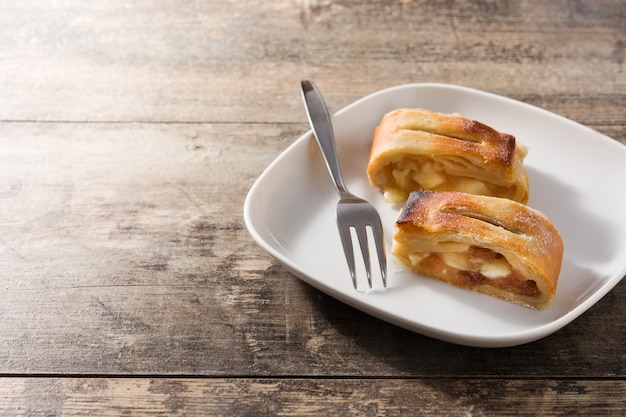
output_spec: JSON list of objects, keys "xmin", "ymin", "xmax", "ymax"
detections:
[{"xmin": 301, "ymin": 80, "xmax": 349, "ymax": 195}]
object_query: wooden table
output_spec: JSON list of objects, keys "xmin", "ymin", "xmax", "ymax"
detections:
[{"xmin": 1, "ymin": 1, "xmax": 625, "ymax": 415}]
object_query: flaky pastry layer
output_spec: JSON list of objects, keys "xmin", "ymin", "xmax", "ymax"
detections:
[
  {"xmin": 392, "ymin": 191, "xmax": 563, "ymax": 309},
  {"xmin": 367, "ymin": 108, "xmax": 529, "ymax": 204}
]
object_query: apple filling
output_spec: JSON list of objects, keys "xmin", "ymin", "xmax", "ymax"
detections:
[
  {"xmin": 382, "ymin": 157, "xmax": 512, "ymax": 204},
  {"xmin": 408, "ymin": 246, "xmax": 540, "ymax": 297}
]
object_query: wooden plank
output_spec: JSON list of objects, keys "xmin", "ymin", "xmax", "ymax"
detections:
[
  {"xmin": 0, "ymin": 0, "xmax": 623, "ymax": 124},
  {"xmin": 0, "ymin": 377, "xmax": 624, "ymax": 416}
]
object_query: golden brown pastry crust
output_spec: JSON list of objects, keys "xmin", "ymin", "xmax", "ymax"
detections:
[
  {"xmin": 393, "ymin": 191, "xmax": 563, "ymax": 309},
  {"xmin": 367, "ymin": 108, "xmax": 529, "ymax": 204}
]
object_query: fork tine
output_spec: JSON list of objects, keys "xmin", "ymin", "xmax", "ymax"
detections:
[
  {"xmin": 370, "ymin": 219, "xmax": 387, "ymax": 288},
  {"xmin": 337, "ymin": 224, "xmax": 357, "ymax": 289},
  {"xmin": 355, "ymin": 226, "xmax": 373, "ymax": 289}
]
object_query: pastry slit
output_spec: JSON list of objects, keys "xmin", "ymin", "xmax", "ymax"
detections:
[
  {"xmin": 442, "ymin": 205, "xmax": 525, "ymax": 236},
  {"xmin": 402, "ymin": 127, "xmax": 481, "ymax": 144}
]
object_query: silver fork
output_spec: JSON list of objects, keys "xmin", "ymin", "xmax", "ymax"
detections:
[{"xmin": 300, "ymin": 80, "xmax": 387, "ymax": 290}]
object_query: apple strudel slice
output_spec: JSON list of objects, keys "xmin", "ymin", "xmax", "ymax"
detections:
[
  {"xmin": 367, "ymin": 108, "xmax": 529, "ymax": 204},
  {"xmin": 392, "ymin": 191, "xmax": 564, "ymax": 309}
]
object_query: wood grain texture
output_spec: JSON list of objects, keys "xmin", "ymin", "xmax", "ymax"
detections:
[
  {"xmin": 0, "ymin": 0, "xmax": 624, "ymax": 126},
  {"xmin": 1, "ymin": 377, "xmax": 625, "ymax": 416},
  {"xmin": 1, "ymin": 0, "xmax": 625, "ymax": 413}
]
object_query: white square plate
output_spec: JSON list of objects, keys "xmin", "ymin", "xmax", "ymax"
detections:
[{"xmin": 243, "ymin": 83, "xmax": 626, "ymax": 347}]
